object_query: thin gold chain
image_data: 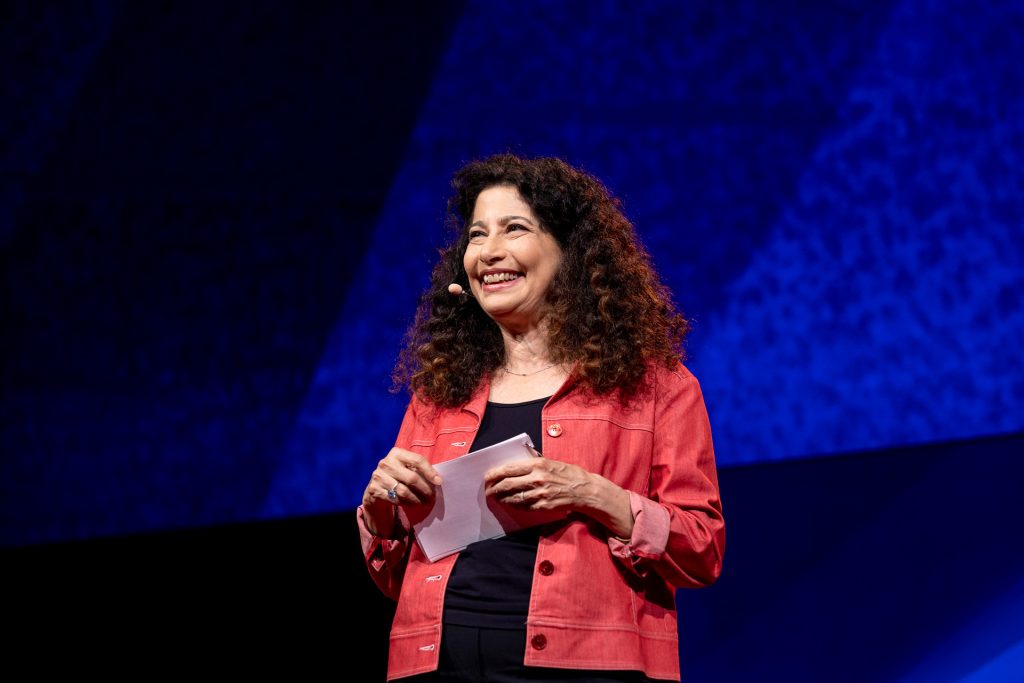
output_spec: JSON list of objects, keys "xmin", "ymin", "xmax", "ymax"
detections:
[{"xmin": 502, "ymin": 363, "xmax": 557, "ymax": 376}]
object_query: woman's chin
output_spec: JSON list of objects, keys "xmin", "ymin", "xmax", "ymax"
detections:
[{"xmin": 483, "ymin": 309, "xmax": 546, "ymax": 334}]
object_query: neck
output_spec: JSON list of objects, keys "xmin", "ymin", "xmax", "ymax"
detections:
[{"xmin": 498, "ymin": 322, "xmax": 554, "ymax": 373}]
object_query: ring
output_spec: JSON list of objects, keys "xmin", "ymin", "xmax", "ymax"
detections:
[
  {"xmin": 518, "ymin": 491, "xmax": 525, "ymax": 504},
  {"xmin": 387, "ymin": 486, "xmax": 399, "ymax": 504}
]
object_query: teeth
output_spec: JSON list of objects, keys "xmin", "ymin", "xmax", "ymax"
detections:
[{"xmin": 483, "ymin": 272, "xmax": 520, "ymax": 284}]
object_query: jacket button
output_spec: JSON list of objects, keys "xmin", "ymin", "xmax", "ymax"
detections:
[
  {"xmin": 538, "ymin": 560, "xmax": 554, "ymax": 576},
  {"xmin": 531, "ymin": 634, "xmax": 547, "ymax": 650},
  {"xmin": 546, "ymin": 423, "xmax": 562, "ymax": 437}
]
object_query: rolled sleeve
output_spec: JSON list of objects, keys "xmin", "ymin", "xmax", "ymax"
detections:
[
  {"xmin": 357, "ymin": 505, "xmax": 411, "ymax": 599},
  {"xmin": 607, "ymin": 491, "xmax": 671, "ymax": 575},
  {"xmin": 609, "ymin": 364, "xmax": 725, "ymax": 588}
]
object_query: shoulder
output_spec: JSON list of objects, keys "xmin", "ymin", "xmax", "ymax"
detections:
[
  {"xmin": 406, "ymin": 380, "xmax": 487, "ymax": 422},
  {"xmin": 647, "ymin": 359, "xmax": 702, "ymax": 393},
  {"xmin": 642, "ymin": 361, "xmax": 709, "ymax": 421},
  {"xmin": 591, "ymin": 360, "xmax": 703, "ymax": 414},
  {"xmin": 405, "ymin": 392, "xmax": 442, "ymax": 425}
]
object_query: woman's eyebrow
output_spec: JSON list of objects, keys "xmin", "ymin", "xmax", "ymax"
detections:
[{"xmin": 468, "ymin": 215, "xmax": 536, "ymax": 228}]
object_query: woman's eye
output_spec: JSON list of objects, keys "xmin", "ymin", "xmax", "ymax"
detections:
[
  {"xmin": 506, "ymin": 223, "xmax": 526, "ymax": 233},
  {"xmin": 468, "ymin": 230, "xmax": 486, "ymax": 241}
]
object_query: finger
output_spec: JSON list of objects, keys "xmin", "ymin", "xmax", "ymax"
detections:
[
  {"xmin": 485, "ymin": 480, "xmax": 518, "ymax": 501},
  {"xmin": 484, "ymin": 461, "xmax": 536, "ymax": 486},
  {"xmin": 498, "ymin": 488, "xmax": 531, "ymax": 507},
  {"xmin": 371, "ymin": 470, "xmax": 425, "ymax": 505},
  {"xmin": 390, "ymin": 449, "xmax": 443, "ymax": 485},
  {"xmin": 483, "ymin": 474, "xmax": 519, "ymax": 495},
  {"xmin": 384, "ymin": 479, "xmax": 424, "ymax": 506},
  {"xmin": 484, "ymin": 474, "xmax": 534, "ymax": 499},
  {"xmin": 379, "ymin": 458, "xmax": 436, "ymax": 500}
]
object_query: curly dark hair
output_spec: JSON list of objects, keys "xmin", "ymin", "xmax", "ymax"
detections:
[{"xmin": 392, "ymin": 153, "xmax": 690, "ymax": 407}]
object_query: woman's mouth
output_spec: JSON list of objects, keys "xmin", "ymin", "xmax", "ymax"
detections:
[
  {"xmin": 480, "ymin": 271, "xmax": 522, "ymax": 290},
  {"xmin": 482, "ymin": 272, "xmax": 520, "ymax": 284}
]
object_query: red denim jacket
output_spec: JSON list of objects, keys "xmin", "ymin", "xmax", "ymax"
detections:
[{"xmin": 358, "ymin": 362, "xmax": 725, "ymax": 681}]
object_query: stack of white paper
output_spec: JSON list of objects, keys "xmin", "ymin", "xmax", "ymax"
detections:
[{"xmin": 412, "ymin": 433, "xmax": 566, "ymax": 562}]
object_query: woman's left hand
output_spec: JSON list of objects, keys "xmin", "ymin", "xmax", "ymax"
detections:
[{"xmin": 483, "ymin": 451, "xmax": 634, "ymax": 538}]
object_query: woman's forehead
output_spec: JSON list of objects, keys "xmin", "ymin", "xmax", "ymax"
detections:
[{"xmin": 468, "ymin": 188, "xmax": 537, "ymax": 226}]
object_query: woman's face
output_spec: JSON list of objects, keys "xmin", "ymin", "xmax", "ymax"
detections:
[{"xmin": 463, "ymin": 185, "xmax": 562, "ymax": 331}]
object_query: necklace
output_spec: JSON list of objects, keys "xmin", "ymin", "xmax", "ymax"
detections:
[{"xmin": 502, "ymin": 363, "xmax": 557, "ymax": 376}]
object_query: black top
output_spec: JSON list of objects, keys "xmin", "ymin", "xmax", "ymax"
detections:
[{"xmin": 442, "ymin": 395, "xmax": 550, "ymax": 629}]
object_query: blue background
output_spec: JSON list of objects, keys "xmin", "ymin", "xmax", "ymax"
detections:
[{"xmin": 3, "ymin": 1, "xmax": 1022, "ymax": 680}]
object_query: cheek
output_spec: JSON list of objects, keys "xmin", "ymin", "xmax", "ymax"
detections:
[{"xmin": 543, "ymin": 253, "xmax": 563, "ymax": 282}]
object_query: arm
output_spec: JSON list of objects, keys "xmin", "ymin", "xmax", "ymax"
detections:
[
  {"xmin": 607, "ymin": 365, "xmax": 725, "ymax": 588},
  {"xmin": 357, "ymin": 504, "xmax": 411, "ymax": 601},
  {"xmin": 358, "ymin": 397, "xmax": 439, "ymax": 600},
  {"xmin": 483, "ymin": 362, "xmax": 724, "ymax": 589},
  {"xmin": 483, "ymin": 365, "xmax": 724, "ymax": 588}
]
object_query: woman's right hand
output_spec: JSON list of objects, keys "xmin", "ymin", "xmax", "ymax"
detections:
[{"xmin": 361, "ymin": 448, "xmax": 443, "ymax": 538}]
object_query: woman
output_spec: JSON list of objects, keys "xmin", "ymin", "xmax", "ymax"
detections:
[{"xmin": 359, "ymin": 154, "xmax": 725, "ymax": 682}]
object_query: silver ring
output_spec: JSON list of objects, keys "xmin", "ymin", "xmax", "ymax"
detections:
[
  {"xmin": 518, "ymin": 491, "xmax": 525, "ymax": 504},
  {"xmin": 387, "ymin": 486, "xmax": 399, "ymax": 504}
]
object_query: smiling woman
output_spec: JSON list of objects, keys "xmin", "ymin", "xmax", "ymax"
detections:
[
  {"xmin": 358, "ymin": 153, "xmax": 725, "ymax": 682},
  {"xmin": 463, "ymin": 186, "xmax": 565, "ymax": 402},
  {"xmin": 464, "ymin": 186, "xmax": 561, "ymax": 325}
]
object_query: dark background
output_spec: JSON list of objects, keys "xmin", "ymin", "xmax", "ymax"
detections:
[{"xmin": 4, "ymin": 2, "xmax": 1023, "ymax": 680}]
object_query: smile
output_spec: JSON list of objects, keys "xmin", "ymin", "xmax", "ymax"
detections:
[{"xmin": 482, "ymin": 272, "xmax": 521, "ymax": 284}]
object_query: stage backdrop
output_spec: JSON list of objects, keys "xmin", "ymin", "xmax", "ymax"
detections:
[
  {"xmin": 5, "ymin": 0, "xmax": 1019, "ymax": 545},
  {"xmin": 5, "ymin": 2, "xmax": 1023, "ymax": 681}
]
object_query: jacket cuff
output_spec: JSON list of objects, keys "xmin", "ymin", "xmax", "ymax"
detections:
[
  {"xmin": 607, "ymin": 491, "xmax": 671, "ymax": 573},
  {"xmin": 357, "ymin": 505, "xmax": 409, "ymax": 572}
]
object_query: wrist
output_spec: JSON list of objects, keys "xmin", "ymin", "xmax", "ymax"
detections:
[
  {"xmin": 583, "ymin": 474, "xmax": 634, "ymax": 539},
  {"xmin": 361, "ymin": 500, "xmax": 398, "ymax": 538}
]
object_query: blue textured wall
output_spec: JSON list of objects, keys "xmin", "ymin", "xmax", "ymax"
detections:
[
  {"xmin": 266, "ymin": 0, "xmax": 1024, "ymax": 514},
  {"xmin": 4, "ymin": 2, "xmax": 1023, "ymax": 681},
  {"xmin": 3, "ymin": 0, "xmax": 1023, "ymax": 548},
  {"xmin": 1, "ymin": 1, "xmax": 466, "ymax": 543}
]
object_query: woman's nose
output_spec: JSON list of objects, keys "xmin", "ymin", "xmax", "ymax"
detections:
[{"xmin": 479, "ymin": 233, "xmax": 506, "ymax": 263}]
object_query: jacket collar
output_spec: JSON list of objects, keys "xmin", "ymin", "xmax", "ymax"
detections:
[
  {"xmin": 460, "ymin": 364, "xmax": 580, "ymax": 420},
  {"xmin": 461, "ymin": 378, "xmax": 490, "ymax": 422}
]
